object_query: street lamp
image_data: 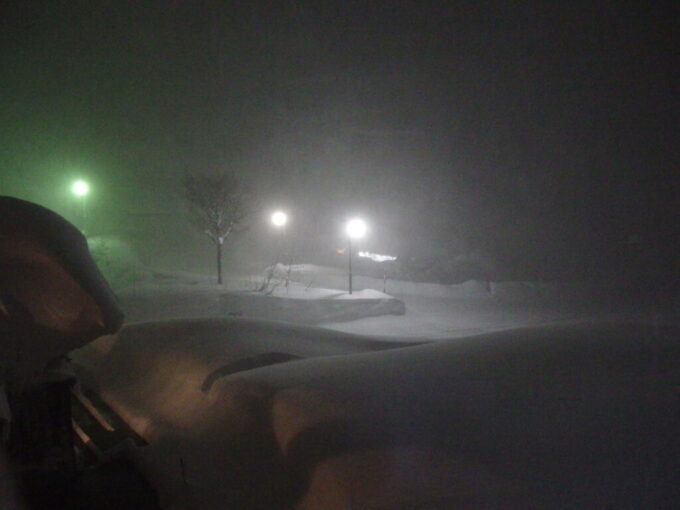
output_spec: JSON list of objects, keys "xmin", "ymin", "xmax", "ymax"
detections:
[
  {"xmin": 270, "ymin": 210, "xmax": 290, "ymax": 288},
  {"xmin": 71, "ymin": 179, "xmax": 89, "ymax": 229},
  {"xmin": 345, "ymin": 218, "xmax": 367, "ymax": 294},
  {"xmin": 72, "ymin": 180, "xmax": 89, "ymax": 197},
  {"xmin": 271, "ymin": 211, "xmax": 288, "ymax": 228},
  {"xmin": 270, "ymin": 210, "xmax": 289, "ymax": 265}
]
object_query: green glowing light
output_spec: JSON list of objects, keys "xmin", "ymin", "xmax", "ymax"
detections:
[{"xmin": 72, "ymin": 180, "xmax": 90, "ymax": 196}]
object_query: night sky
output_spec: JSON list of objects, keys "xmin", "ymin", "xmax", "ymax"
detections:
[{"xmin": 1, "ymin": 1, "xmax": 677, "ymax": 280}]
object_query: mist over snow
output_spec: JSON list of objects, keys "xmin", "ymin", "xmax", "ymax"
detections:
[{"xmin": 2, "ymin": 2, "xmax": 678, "ymax": 508}]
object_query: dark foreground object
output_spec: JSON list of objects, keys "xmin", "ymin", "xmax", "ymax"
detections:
[
  {"xmin": 17, "ymin": 458, "xmax": 159, "ymax": 510},
  {"xmin": 1, "ymin": 197, "xmax": 128, "ymax": 509}
]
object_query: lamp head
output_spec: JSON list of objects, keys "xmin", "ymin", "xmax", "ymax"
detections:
[
  {"xmin": 72, "ymin": 180, "xmax": 89, "ymax": 197},
  {"xmin": 346, "ymin": 218, "xmax": 367, "ymax": 239},
  {"xmin": 271, "ymin": 211, "xmax": 288, "ymax": 227}
]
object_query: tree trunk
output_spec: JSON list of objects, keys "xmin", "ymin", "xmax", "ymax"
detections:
[{"xmin": 216, "ymin": 241, "xmax": 223, "ymax": 285}]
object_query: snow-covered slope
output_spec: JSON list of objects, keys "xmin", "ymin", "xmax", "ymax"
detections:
[{"xmin": 72, "ymin": 318, "xmax": 679, "ymax": 509}]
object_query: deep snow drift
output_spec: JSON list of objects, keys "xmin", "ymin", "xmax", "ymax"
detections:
[{"xmin": 71, "ymin": 318, "xmax": 680, "ymax": 509}]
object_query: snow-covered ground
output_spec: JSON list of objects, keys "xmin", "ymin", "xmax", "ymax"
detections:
[
  {"xmin": 112, "ymin": 263, "xmax": 649, "ymax": 339},
  {"xmin": 72, "ymin": 319, "xmax": 680, "ymax": 509},
  {"xmin": 6, "ymin": 203, "xmax": 677, "ymax": 509},
  {"xmin": 69, "ymin": 262, "xmax": 678, "ymax": 509},
  {"xmin": 117, "ymin": 277, "xmax": 406, "ymax": 329}
]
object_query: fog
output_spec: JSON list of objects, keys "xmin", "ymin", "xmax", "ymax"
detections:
[
  {"xmin": 2, "ymin": 4, "xmax": 679, "ymax": 508},
  {"xmin": 1, "ymin": 1, "xmax": 677, "ymax": 282}
]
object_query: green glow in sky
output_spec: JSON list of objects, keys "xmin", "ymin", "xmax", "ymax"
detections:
[{"xmin": 72, "ymin": 180, "xmax": 90, "ymax": 196}]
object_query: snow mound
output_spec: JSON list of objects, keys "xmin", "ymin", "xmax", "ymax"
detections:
[
  {"xmin": 71, "ymin": 319, "xmax": 679, "ymax": 509},
  {"xmin": 273, "ymin": 264, "xmax": 493, "ymax": 298},
  {"xmin": 70, "ymin": 317, "xmax": 417, "ymax": 440},
  {"xmin": 220, "ymin": 287, "xmax": 406, "ymax": 324}
]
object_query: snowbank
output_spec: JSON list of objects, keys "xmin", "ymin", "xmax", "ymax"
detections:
[
  {"xmin": 282, "ymin": 264, "xmax": 613, "ymax": 304},
  {"xmin": 220, "ymin": 286, "xmax": 405, "ymax": 324},
  {"xmin": 71, "ymin": 318, "xmax": 679, "ymax": 509},
  {"xmin": 284, "ymin": 264, "xmax": 492, "ymax": 298},
  {"xmin": 117, "ymin": 273, "xmax": 405, "ymax": 325}
]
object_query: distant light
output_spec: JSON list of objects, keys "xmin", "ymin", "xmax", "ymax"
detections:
[
  {"xmin": 358, "ymin": 251, "xmax": 397, "ymax": 262},
  {"xmin": 271, "ymin": 211, "xmax": 288, "ymax": 227},
  {"xmin": 346, "ymin": 218, "xmax": 367, "ymax": 239},
  {"xmin": 72, "ymin": 180, "xmax": 89, "ymax": 196}
]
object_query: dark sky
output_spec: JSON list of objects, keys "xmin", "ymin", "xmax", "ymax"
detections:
[{"xmin": 1, "ymin": 1, "xmax": 677, "ymax": 278}]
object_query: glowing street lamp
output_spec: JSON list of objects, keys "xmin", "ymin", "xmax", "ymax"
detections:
[
  {"xmin": 270, "ymin": 210, "xmax": 291, "ymax": 288},
  {"xmin": 72, "ymin": 180, "xmax": 89, "ymax": 196},
  {"xmin": 271, "ymin": 210, "xmax": 288, "ymax": 228},
  {"xmin": 345, "ymin": 218, "xmax": 367, "ymax": 295},
  {"xmin": 71, "ymin": 179, "xmax": 90, "ymax": 229}
]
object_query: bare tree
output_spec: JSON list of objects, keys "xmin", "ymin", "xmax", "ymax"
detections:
[{"xmin": 182, "ymin": 172, "xmax": 249, "ymax": 284}]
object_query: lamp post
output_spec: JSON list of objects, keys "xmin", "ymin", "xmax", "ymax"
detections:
[
  {"xmin": 345, "ymin": 218, "xmax": 367, "ymax": 295},
  {"xmin": 71, "ymin": 179, "xmax": 89, "ymax": 230},
  {"xmin": 271, "ymin": 210, "xmax": 289, "ymax": 287},
  {"xmin": 271, "ymin": 211, "xmax": 288, "ymax": 257}
]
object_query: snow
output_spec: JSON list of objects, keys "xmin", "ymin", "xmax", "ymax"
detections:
[
  {"xmin": 71, "ymin": 319, "xmax": 680, "ymax": 509},
  {"xmin": 58, "ymin": 256, "xmax": 679, "ymax": 508},
  {"xmin": 6, "ymin": 206, "xmax": 678, "ymax": 508},
  {"xmin": 112, "ymin": 264, "xmax": 627, "ymax": 336},
  {"xmin": 117, "ymin": 280, "xmax": 406, "ymax": 326},
  {"xmin": 4, "ymin": 222, "xmax": 670, "ymax": 509},
  {"xmin": 281, "ymin": 264, "xmax": 492, "ymax": 298}
]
